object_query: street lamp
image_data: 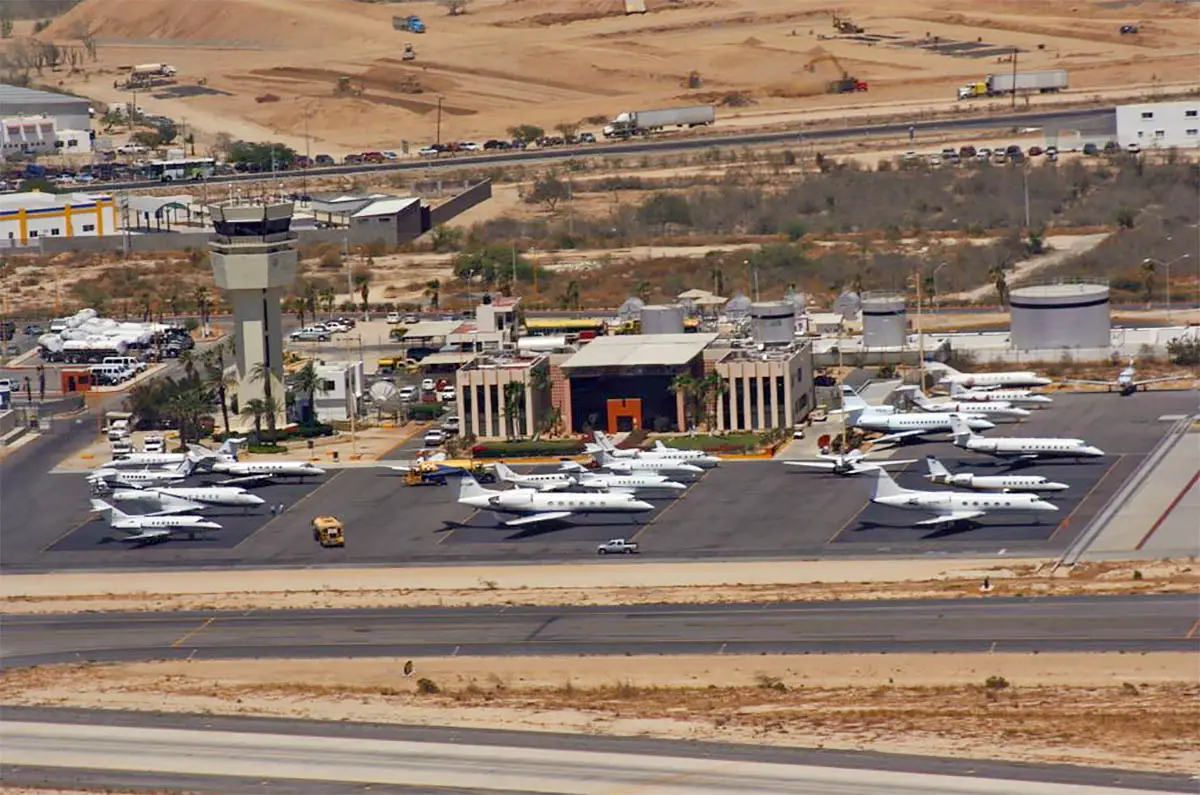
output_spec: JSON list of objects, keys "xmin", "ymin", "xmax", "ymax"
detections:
[
  {"xmin": 1143, "ymin": 254, "xmax": 1191, "ymax": 322},
  {"xmin": 932, "ymin": 262, "xmax": 948, "ymax": 314}
]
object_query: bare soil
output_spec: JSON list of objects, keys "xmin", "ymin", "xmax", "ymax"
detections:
[{"xmin": 3, "ymin": 652, "xmax": 1195, "ymax": 774}]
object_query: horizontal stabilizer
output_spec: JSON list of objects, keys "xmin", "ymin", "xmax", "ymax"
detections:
[
  {"xmin": 503, "ymin": 511, "xmax": 574, "ymax": 527},
  {"xmin": 872, "ymin": 430, "xmax": 926, "ymax": 445},
  {"xmin": 914, "ymin": 510, "xmax": 986, "ymax": 527},
  {"xmin": 117, "ymin": 530, "xmax": 173, "ymax": 542}
]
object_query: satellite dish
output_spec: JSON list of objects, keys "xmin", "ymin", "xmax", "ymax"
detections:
[
  {"xmin": 832, "ymin": 291, "xmax": 861, "ymax": 320},
  {"xmin": 369, "ymin": 381, "xmax": 403, "ymax": 412}
]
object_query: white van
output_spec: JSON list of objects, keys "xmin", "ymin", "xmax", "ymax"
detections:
[
  {"xmin": 103, "ymin": 356, "xmax": 145, "ymax": 374},
  {"xmin": 107, "ymin": 418, "xmax": 130, "ymax": 441}
]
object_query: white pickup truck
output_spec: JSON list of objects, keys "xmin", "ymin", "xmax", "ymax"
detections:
[{"xmin": 597, "ymin": 539, "xmax": 639, "ymax": 555}]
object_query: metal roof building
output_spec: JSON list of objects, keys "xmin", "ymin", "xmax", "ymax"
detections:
[
  {"xmin": 560, "ymin": 333, "xmax": 718, "ymax": 370},
  {"xmin": 0, "ymin": 85, "xmax": 91, "ymax": 130}
]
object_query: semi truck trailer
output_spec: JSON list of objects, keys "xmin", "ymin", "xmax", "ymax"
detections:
[
  {"xmin": 958, "ymin": 69, "xmax": 1067, "ymax": 100},
  {"xmin": 602, "ymin": 105, "xmax": 716, "ymax": 138}
]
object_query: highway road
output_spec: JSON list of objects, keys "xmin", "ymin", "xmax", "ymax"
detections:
[
  {"xmin": 1, "ymin": 714, "xmax": 1188, "ymax": 795},
  {"xmin": 4, "ymin": 595, "xmax": 1196, "ymax": 666},
  {"xmin": 100, "ymin": 107, "xmax": 1112, "ymax": 192}
]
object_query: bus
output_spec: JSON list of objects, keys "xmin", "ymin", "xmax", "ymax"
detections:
[
  {"xmin": 145, "ymin": 157, "xmax": 216, "ymax": 182},
  {"xmin": 522, "ymin": 317, "xmax": 609, "ymax": 337}
]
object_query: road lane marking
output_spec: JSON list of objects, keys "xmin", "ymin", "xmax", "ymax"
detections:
[
  {"xmin": 39, "ymin": 515, "xmax": 98, "ymax": 553},
  {"xmin": 826, "ymin": 501, "xmax": 870, "ymax": 545},
  {"xmin": 1048, "ymin": 454, "xmax": 1124, "ymax": 542},
  {"xmin": 232, "ymin": 472, "xmax": 341, "ymax": 551},
  {"xmin": 629, "ymin": 469, "xmax": 709, "ymax": 543},
  {"xmin": 1186, "ymin": 619, "xmax": 1200, "ymax": 640},
  {"xmin": 437, "ymin": 509, "xmax": 477, "ymax": 544},
  {"xmin": 1136, "ymin": 468, "xmax": 1200, "ymax": 551},
  {"xmin": 170, "ymin": 617, "xmax": 214, "ymax": 648}
]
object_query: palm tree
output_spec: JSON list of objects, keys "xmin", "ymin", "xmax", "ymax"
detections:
[
  {"xmin": 260, "ymin": 394, "xmax": 283, "ymax": 442},
  {"xmin": 503, "ymin": 381, "xmax": 527, "ymax": 439},
  {"xmin": 288, "ymin": 295, "xmax": 306, "ymax": 329},
  {"xmin": 248, "ymin": 361, "xmax": 280, "ymax": 439},
  {"xmin": 201, "ymin": 340, "xmax": 235, "ymax": 436},
  {"xmin": 1140, "ymin": 259, "xmax": 1156, "ymax": 309},
  {"xmin": 669, "ymin": 373, "xmax": 699, "ymax": 430},
  {"xmin": 177, "ymin": 348, "xmax": 197, "ymax": 379},
  {"xmin": 698, "ymin": 371, "xmax": 728, "ymax": 431},
  {"xmin": 358, "ymin": 281, "xmax": 371, "ymax": 320},
  {"xmin": 304, "ymin": 280, "xmax": 319, "ymax": 322},
  {"xmin": 240, "ymin": 397, "xmax": 266, "ymax": 440},
  {"xmin": 166, "ymin": 386, "xmax": 207, "ymax": 446},
  {"xmin": 559, "ymin": 279, "xmax": 581, "ymax": 310},
  {"xmin": 139, "ymin": 293, "xmax": 153, "ymax": 322},
  {"xmin": 711, "ymin": 266, "xmax": 725, "ymax": 296},
  {"xmin": 291, "ymin": 360, "xmax": 321, "ymax": 424},
  {"xmin": 319, "ymin": 286, "xmax": 336, "ymax": 318},
  {"xmin": 989, "ymin": 264, "xmax": 1009, "ymax": 307},
  {"xmin": 636, "ymin": 281, "xmax": 653, "ymax": 304},
  {"xmin": 167, "ymin": 291, "xmax": 182, "ymax": 322},
  {"xmin": 424, "ymin": 279, "xmax": 441, "ymax": 310}
]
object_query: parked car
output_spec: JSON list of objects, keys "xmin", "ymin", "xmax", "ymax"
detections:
[
  {"xmin": 1044, "ymin": 146, "xmax": 1058, "ymax": 157},
  {"xmin": 421, "ymin": 377, "xmax": 436, "ymax": 391},
  {"xmin": 386, "ymin": 312, "xmax": 402, "ymax": 324},
  {"xmin": 976, "ymin": 147, "xmax": 992, "ymax": 161},
  {"xmin": 403, "ymin": 314, "xmax": 420, "ymax": 324},
  {"xmin": 398, "ymin": 385, "xmax": 418, "ymax": 401},
  {"xmin": 442, "ymin": 415, "xmax": 461, "ymax": 434},
  {"xmin": 439, "ymin": 386, "xmax": 456, "ymax": 402},
  {"xmin": 142, "ymin": 434, "xmax": 166, "ymax": 453},
  {"xmin": 1127, "ymin": 142, "xmax": 1141, "ymax": 154},
  {"xmin": 290, "ymin": 329, "xmax": 330, "ymax": 342},
  {"xmin": 418, "ymin": 146, "xmax": 440, "ymax": 158},
  {"xmin": 343, "ymin": 153, "xmax": 363, "ymax": 164},
  {"xmin": 458, "ymin": 141, "xmax": 481, "ymax": 152},
  {"xmin": 579, "ymin": 132, "xmax": 596, "ymax": 143},
  {"xmin": 423, "ymin": 429, "xmax": 446, "ymax": 446},
  {"xmin": 1082, "ymin": 142, "xmax": 1100, "ymax": 156},
  {"xmin": 1005, "ymin": 144, "xmax": 1022, "ymax": 157},
  {"xmin": 23, "ymin": 323, "xmax": 41, "ymax": 335},
  {"xmin": 1028, "ymin": 145, "xmax": 1043, "ymax": 156},
  {"xmin": 314, "ymin": 154, "xmax": 335, "ymax": 166},
  {"xmin": 597, "ymin": 538, "xmax": 639, "ymax": 555},
  {"xmin": 958, "ymin": 145, "xmax": 977, "ymax": 159}
]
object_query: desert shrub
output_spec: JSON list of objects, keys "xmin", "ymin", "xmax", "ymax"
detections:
[
  {"xmin": 470, "ymin": 440, "xmax": 585, "ymax": 458},
  {"xmin": 416, "ymin": 677, "xmax": 440, "ymax": 694},
  {"xmin": 984, "ymin": 675, "xmax": 1010, "ymax": 690}
]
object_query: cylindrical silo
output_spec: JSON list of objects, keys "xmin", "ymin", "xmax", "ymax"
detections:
[
  {"xmin": 861, "ymin": 291, "xmax": 907, "ymax": 348},
  {"xmin": 640, "ymin": 305, "xmax": 685, "ymax": 335},
  {"xmin": 750, "ymin": 300, "xmax": 795, "ymax": 345},
  {"xmin": 1009, "ymin": 280, "xmax": 1110, "ymax": 350}
]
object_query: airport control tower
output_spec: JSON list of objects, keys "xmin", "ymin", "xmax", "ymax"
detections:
[{"xmin": 208, "ymin": 199, "xmax": 297, "ymax": 428}]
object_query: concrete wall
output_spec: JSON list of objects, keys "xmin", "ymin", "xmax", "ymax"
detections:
[{"xmin": 430, "ymin": 180, "xmax": 492, "ymax": 227}]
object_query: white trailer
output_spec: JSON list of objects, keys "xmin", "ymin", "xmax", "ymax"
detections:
[
  {"xmin": 131, "ymin": 63, "xmax": 177, "ymax": 78},
  {"xmin": 603, "ymin": 105, "xmax": 716, "ymax": 138},
  {"xmin": 988, "ymin": 70, "xmax": 1067, "ymax": 95}
]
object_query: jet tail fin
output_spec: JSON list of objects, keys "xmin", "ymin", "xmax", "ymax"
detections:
[
  {"xmin": 593, "ymin": 431, "xmax": 617, "ymax": 452},
  {"xmin": 89, "ymin": 498, "xmax": 128, "ymax": 522},
  {"xmin": 947, "ymin": 413, "xmax": 976, "ymax": 446},
  {"xmin": 457, "ymin": 473, "xmax": 490, "ymax": 502},
  {"xmin": 558, "ymin": 460, "xmax": 586, "ymax": 473},
  {"xmin": 839, "ymin": 385, "xmax": 869, "ymax": 413},
  {"xmin": 925, "ymin": 455, "xmax": 951, "ymax": 479},
  {"xmin": 493, "ymin": 462, "xmax": 516, "ymax": 481},
  {"xmin": 868, "ymin": 468, "xmax": 911, "ymax": 500}
]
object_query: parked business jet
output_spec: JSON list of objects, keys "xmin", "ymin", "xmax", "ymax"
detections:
[
  {"xmin": 591, "ymin": 432, "xmax": 721, "ymax": 467},
  {"xmin": 947, "ymin": 383, "xmax": 1054, "ymax": 406},
  {"xmin": 114, "ymin": 484, "xmax": 266, "ymax": 512},
  {"xmin": 841, "ymin": 387, "xmax": 994, "ymax": 444},
  {"xmin": 926, "ymin": 362, "xmax": 1052, "ymax": 389},
  {"xmin": 785, "ymin": 449, "xmax": 917, "ymax": 476},
  {"xmin": 597, "ymin": 451, "xmax": 704, "ymax": 476},
  {"xmin": 202, "ymin": 452, "xmax": 327, "ymax": 485},
  {"xmin": 1064, "ymin": 358, "xmax": 1193, "ymax": 397},
  {"xmin": 88, "ymin": 457, "xmax": 195, "ymax": 491},
  {"xmin": 558, "ymin": 460, "xmax": 688, "ymax": 493},
  {"xmin": 89, "ymin": 498, "xmax": 222, "ymax": 543},
  {"xmin": 899, "ymin": 386, "xmax": 1030, "ymax": 420},
  {"xmin": 457, "ymin": 474, "xmax": 654, "ymax": 527},
  {"xmin": 923, "ymin": 456, "xmax": 1069, "ymax": 493},
  {"xmin": 101, "ymin": 438, "xmax": 243, "ymax": 470},
  {"xmin": 110, "ymin": 489, "xmax": 207, "ymax": 516},
  {"xmin": 493, "ymin": 462, "xmax": 576, "ymax": 491},
  {"xmin": 948, "ymin": 414, "xmax": 1104, "ymax": 460},
  {"xmin": 867, "ymin": 468, "xmax": 1058, "ymax": 528}
]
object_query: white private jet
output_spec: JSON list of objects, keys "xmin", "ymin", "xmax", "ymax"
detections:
[
  {"xmin": 1064, "ymin": 358, "xmax": 1193, "ymax": 397},
  {"xmin": 492, "ymin": 462, "xmax": 576, "ymax": 492},
  {"xmin": 784, "ymin": 449, "xmax": 917, "ymax": 476},
  {"xmin": 926, "ymin": 362, "xmax": 1052, "ymax": 388},
  {"xmin": 840, "ymin": 387, "xmax": 994, "ymax": 444},
  {"xmin": 923, "ymin": 456, "xmax": 1069, "ymax": 493},
  {"xmin": 88, "ymin": 457, "xmax": 195, "ymax": 491},
  {"xmin": 89, "ymin": 498, "xmax": 223, "ymax": 544},
  {"xmin": 112, "ymin": 484, "xmax": 266, "ymax": 513},
  {"xmin": 597, "ymin": 451, "xmax": 704, "ymax": 476},
  {"xmin": 558, "ymin": 461, "xmax": 688, "ymax": 493},
  {"xmin": 900, "ymin": 386, "xmax": 1030, "ymax": 420},
  {"xmin": 590, "ymin": 432, "xmax": 721, "ymax": 467},
  {"xmin": 948, "ymin": 414, "xmax": 1105, "ymax": 461},
  {"xmin": 867, "ymin": 468, "xmax": 1059, "ymax": 528},
  {"xmin": 457, "ymin": 474, "xmax": 654, "ymax": 527},
  {"xmin": 203, "ymin": 454, "xmax": 327, "ymax": 486},
  {"xmin": 110, "ymin": 490, "xmax": 207, "ymax": 516},
  {"xmin": 101, "ymin": 438, "xmax": 243, "ymax": 470},
  {"xmin": 947, "ymin": 382, "xmax": 1054, "ymax": 406}
]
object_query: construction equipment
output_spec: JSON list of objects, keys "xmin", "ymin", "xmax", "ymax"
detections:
[
  {"xmin": 312, "ymin": 515, "xmax": 345, "ymax": 547},
  {"xmin": 402, "ymin": 43, "xmax": 416, "ymax": 61},
  {"xmin": 806, "ymin": 53, "xmax": 868, "ymax": 93},
  {"xmin": 393, "ymin": 14, "xmax": 426, "ymax": 33},
  {"xmin": 832, "ymin": 14, "xmax": 864, "ymax": 34}
]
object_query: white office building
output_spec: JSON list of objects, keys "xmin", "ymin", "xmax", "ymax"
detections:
[
  {"xmin": 309, "ymin": 360, "xmax": 365, "ymax": 423},
  {"xmin": 1115, "ymin": 101, "xmax": 1200, "ymax": 150},
  {"xmin": 0, "ymin": 190, "xmax": 119, "ymax": 247},
  {"xmin": 1, "ymin": 114, "xmax": 58, "ymax": 156}
]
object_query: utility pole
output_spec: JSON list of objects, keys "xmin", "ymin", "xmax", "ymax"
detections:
[
  {"xmin": 1023, "ymin": 167, "xmax": 1030, "ymax": 229},
  {"xmin": 1010, "ymin": 47, "xmax": 1018, "ymax": 110},
  {"xmin": 915, "ymin": 266, "xmax": 925, "ymax": 386},
  {"xmin": 436, "ymin": 96, "xmax": 443, "ymax": 147}
]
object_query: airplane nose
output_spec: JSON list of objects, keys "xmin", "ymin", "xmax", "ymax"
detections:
[
  {"xmin": 1038, "ymin": 501, "xmax": 1059, "ymax": 511},
  {"xmin": 976, "ymin": 418, "xmax": 996, "ymax": 430},
  {"xmin": 1085, "ymin": 446, "xmax": 1105, "ymax": 456},
  {"xmin": 665, "ymin": 482, "xmax": 687, "ymax": 490},
  {"xmin": 632, "ymin": 500, "xmax": 655, "ymax": 511},
  {"xmin": 246, "ymin": 495, "xmax": 266, "ymax": 505}
]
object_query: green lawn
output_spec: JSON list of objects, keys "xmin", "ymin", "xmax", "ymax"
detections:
[{"xmin": 646, "ymin": 432, "xmax": 765, "ymax": 453}]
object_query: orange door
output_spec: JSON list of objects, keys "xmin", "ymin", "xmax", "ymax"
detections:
[{"xmin": 606, "ymin": 398, "xmax": 642, "ymax": 433}]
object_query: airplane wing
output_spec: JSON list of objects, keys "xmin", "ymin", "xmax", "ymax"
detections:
[
  {"xmin": 503, "ymin": 511, "xmax": 574, "ymax": 527},
  {"xmin": 216, "ymin": 475, "xmax": 275, "ymax": 488},
  {"xmin": 387, "ymin": 465, "xmax": 414, "ymax": 473},
  {"xmin": 784, "ymin": 461, "xmax": 838, "ymax": 470},
  {"xmin": 536, "ymin": 482, "xmax": 574, "ymax": 492},
  {"xmin": 913, "ymin": 510, "xmax": 987, "ymax": 527},
  {"xmin": 144, "ymin": 500, "xmax": 206, "ymax": 516},
  {"xmin": 1133, "ymin": 375, "xmax": 1192, "ymax": 386},
  {"xmin": 866, "ymin": 458, "xmax": 918, "ymax": 469},
  {"xmin": 1063, "ymin": 379, "xmax": 1115, "ymax": 386},
  {"xmin": 871, "ymin": 430, "xmax": 927, "ymax": 445},
  {"xmin": 117, "ymin": 529, "xmax": 173, "ymax": 543}
]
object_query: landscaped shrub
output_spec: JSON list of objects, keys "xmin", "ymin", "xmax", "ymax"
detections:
[
  {"xmin": 408, "ymin": 403, "xmax": 446, "ymax": 421},
  {"xmin": 470, "ymin": 440, "xmax": 586, "ymax": 458}
]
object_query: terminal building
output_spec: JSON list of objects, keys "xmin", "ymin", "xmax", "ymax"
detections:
[{"xmin": 0, "ymin": 190, "xmax": 118, "ymax": 246}]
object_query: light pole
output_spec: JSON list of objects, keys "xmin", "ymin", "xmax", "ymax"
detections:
[
  {"xmin": 1144, "ymin": 254, "xmax": 1191, "ymax": 322},
  {"xmin": 932, "ymin": 262, "xmax": 947, "ymax": 314}
]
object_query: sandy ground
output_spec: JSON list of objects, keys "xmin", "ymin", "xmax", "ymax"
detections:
[
  {"xmin": 3, "ymin": 652, "xmax": 1195, "ymax": 774},
  {"xmin": 2, "ymin": 558, "xmax": 1194, "ymax": 614},
  {"xmin": 32, "ymin": 0, "xmax": 1200, "ymax": 152}
]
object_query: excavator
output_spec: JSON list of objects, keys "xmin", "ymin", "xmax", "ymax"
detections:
[
  {"xmin": 804, "ymin": 52, "xmax": 869, "ymax": 94},
  {"xmin": 832, "ymin": 13, "xmax": 864, "ymax": 34}
]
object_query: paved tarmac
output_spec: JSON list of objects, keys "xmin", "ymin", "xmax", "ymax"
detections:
[
  {"xmin": 4, "ymin": 595, "xmax": 1195, "ymax": 666},
  {"xmin": 2, "ymin": 392, "xmax": 1194, "ymax": 570}
]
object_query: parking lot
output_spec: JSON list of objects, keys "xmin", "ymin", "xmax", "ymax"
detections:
[{"xmin": 2, "ymin": 392, "xmax": 1194, "ymax": 571}]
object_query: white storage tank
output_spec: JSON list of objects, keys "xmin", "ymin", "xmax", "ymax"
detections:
[
  {"xmin": 749, "ymin": 300, "xmax": 795, "ymax": 345},
  {"xmin": 517, "ymin": 335, "xmax": 568, "ymax": 353},
  {"xmin": 640, "ymin": 304, "xmax": 685, "ymax": 335},
  {"xmin": 861, "ymin": 291, "xmax": 907, "ymax": 348},
  {"xmin": 1009, "ymin": 279, "xmax": 1110, "ymax": 350}
]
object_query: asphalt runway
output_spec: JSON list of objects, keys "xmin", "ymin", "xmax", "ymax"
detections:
[
  {"xmin": 4, "ymin": 595, "xmax": 1195, "ymax": 666},
  {"xmin": 3, "ymin": 392, "xmax": 1194, "ymax": 569}
]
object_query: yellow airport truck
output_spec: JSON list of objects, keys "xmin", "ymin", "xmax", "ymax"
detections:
[{"xmin": 312, "ymin": 515, "xmax": 345, "ymax": 547}]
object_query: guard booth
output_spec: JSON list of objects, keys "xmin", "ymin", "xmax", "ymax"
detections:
[{"xmin": 60, "ymin": 368, "xmax": 94, "ymax": 393}]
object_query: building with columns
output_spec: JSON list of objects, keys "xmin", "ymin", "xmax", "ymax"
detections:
[
  {"xmin": 456, "ymin": 353, "xmax": 550, "ymax": 440},
  {"xmin": 708, "ymin": 343, "xmax": 813, "ymax": 432}
]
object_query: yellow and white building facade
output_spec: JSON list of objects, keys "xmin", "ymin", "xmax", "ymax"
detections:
[{"xmin": 0, "ymin": 190, "xmax": 118, "ymax": 246}]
